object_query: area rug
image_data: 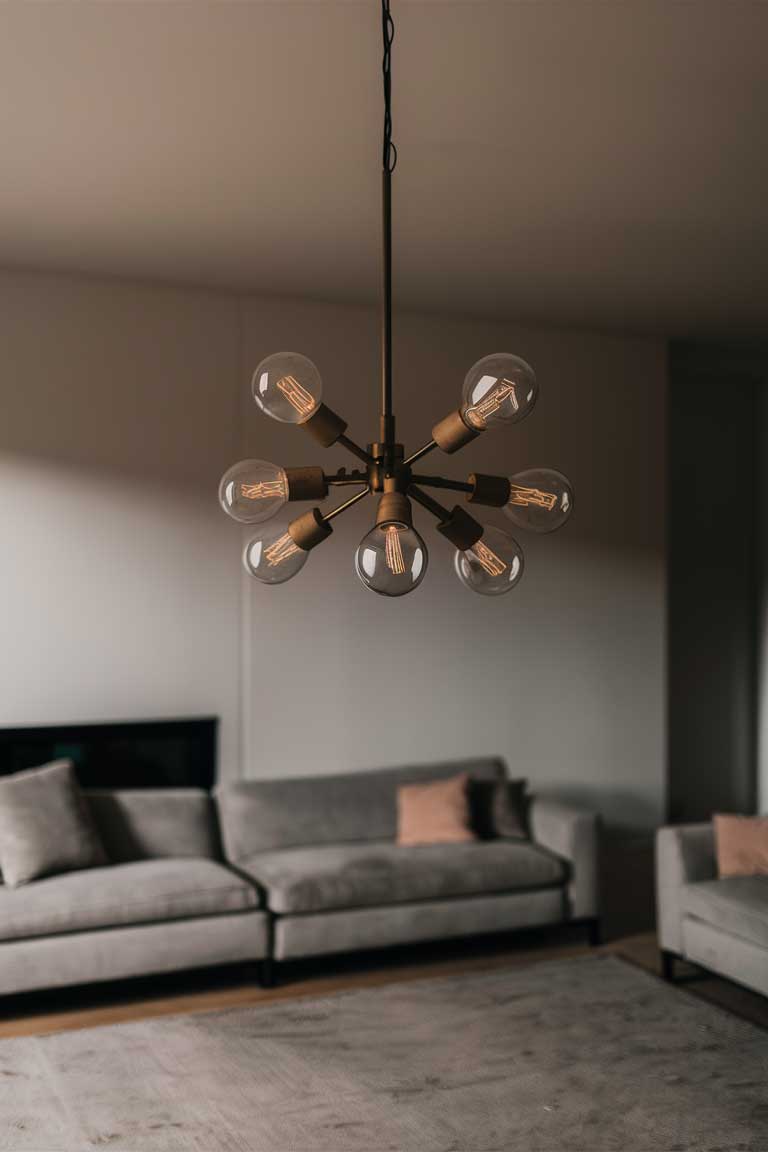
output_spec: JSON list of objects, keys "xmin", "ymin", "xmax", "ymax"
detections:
[{"xmin": 1, "ymin": 955, "xmax": 767, "ymax": 1151}]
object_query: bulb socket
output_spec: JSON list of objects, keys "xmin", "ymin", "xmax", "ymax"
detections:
[
  {"xmin": 302, "ymin": 403, "xmax": 348, "ymax": 448},
  {"xmin": 436, "ymin": 505, "xmax": 484, "ymax": 551},
  {"xmin": 467, "ymin": 473, "xmax": 512, "ymax": 508},
  {"xmin": 376, "ymin": 491, "xmax": 412, "ymax": 529},
  {"xmin": 284, "ymin": 466, "xmax": 328, "ymax": 502},
  {"xmin": 431, "ymin": 409, "xmax": 481, "ymax": 454},
  {"xmin": 287, "ymin": 507, "xmax": 333, "ymax": 551}
]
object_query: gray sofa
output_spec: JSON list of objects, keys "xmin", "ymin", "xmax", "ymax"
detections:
[
  {"xmin": 0, "ymin": 788, "xmax": 268, "ymax": 997},
  {"xmin": 217, "ymin": 757, "xmax": 601, "ymax": 984},
  {"xmin": 656, "ymin": 822, "xmax": 768, "ymax": 995},
  {"xmin": 0, "ymin": 758, "xmax": 600, "ymax": 996}
]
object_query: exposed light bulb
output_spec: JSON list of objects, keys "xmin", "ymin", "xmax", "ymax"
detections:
[
  {"xmin": 243, "ymin": 522, "xmax": 308, "ymax": 584},
  {"xmin": 252, "ymin": 352, "xmax": 323, "ymax": 425},
  {"xmin": 505, "ymin": 468, "xmax": 573, "ymax": 534},
  {"xmin": 355, "ymin": 524, "xmax": 428, "ymax": 597},
  {"xmin": 460, "ymin": 353, "xmax": 537, "ymax": 430},
  {"xmin": 454, "ymin": 525, "xmax": 524, "ymax": 596},
  {"xmin": 219, "ymin": 459, "xmax": 288, "ymax": 524}
]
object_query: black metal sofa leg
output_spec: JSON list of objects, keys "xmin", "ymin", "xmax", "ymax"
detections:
[
  {"xmin": 258, "ymin": 957, "xmax": 277, "ymax": 988},
  {"xmin": 587, "ymin": 918, "xmax": 602, "ymax": 947},
  {"xmin": 661, "ymin": 950, "xmax": 677, "ymax": 981}
]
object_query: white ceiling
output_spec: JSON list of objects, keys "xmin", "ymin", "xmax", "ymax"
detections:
[{"xmin": 0, "ymin": 1, "xmax": 766, "ymax": 336}]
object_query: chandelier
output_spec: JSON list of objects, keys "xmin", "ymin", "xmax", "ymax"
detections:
[{"xmin": 219, "ymin": 0, "xmax": 573, "ymax": 598}]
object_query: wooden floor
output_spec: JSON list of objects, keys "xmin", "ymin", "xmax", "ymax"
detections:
[{"xmin": 1, "ymin": 928, "xmax": 767, "ymax": 1039}]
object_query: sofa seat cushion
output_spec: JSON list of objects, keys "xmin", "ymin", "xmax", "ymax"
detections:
[
  {"xmin": 682, "ymin": 875, "xmax": 768, "ymax": 950},
  {"xmin": 0, "ymin": 858, "xmax": 259, "ymax": 943},
  {"xmin": 239, "ymin": 840, "xmax": 566, "ymax": 915}
]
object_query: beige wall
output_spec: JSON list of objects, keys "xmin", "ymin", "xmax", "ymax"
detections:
[{"xmin": 0, "ymin": 272, "xmax": 666, "ymax": 827}]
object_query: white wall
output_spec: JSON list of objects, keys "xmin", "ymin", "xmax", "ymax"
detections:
[
  {"xmin": 0, "ymin": 272, "xmax": 243, "ymax": 776},
  {"xmin": 0, "ymin": 272, "xmax": 666, "ymax": 828}
]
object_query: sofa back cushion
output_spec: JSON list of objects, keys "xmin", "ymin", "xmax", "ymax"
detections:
[
  {"xmin": 85, "ymin": 789, "xmax": 220, "ymax": 862},
  {"xmin": 216, "ymin": 758, "xmax": 506, "ymax": 863},
  {"xmin": 0, "ymin": 760, "xmax": 107, "ymax": 887}
]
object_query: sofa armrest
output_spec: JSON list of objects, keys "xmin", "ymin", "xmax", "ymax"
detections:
[
  {"xmin": 529, "ymin": 798, "xmax": 600, "ymax": 920},
  {"xmin": 655, "ymin": 823, "xmax": 715, "ymax": 955}
]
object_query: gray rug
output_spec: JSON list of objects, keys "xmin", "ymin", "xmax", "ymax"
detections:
[{"xmin": 1, "ymin": 955, "xmax": 767, "ymax": 1151}]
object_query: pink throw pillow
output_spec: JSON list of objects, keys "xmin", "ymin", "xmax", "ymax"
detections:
[
  {"xmin": 397, "ymin": 773, "xmax": 476, "ymax": 847},
  {"xmin": 714, "ymin": 813, "xmax": 768, "ymax": 878}
]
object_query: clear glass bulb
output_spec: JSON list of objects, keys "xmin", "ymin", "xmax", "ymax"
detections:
[
  {"xmin": 251, "ymin": 352, "xmax": 322, "ymax": 424},
  {"xmin": 454, "ymin": 525, "xmax": 524, "ymax": 596},
  {"xmin": 460, "ymin": 353, "xmax": 538, "ymax": 430},
  {"xmin": 243, "ymin": 522, "xmax": 308, "ymax": 585},
  {"xmin": 219, "ymin": 459, "xmax": 288, "ymax": 525},
  {"xmin": 355, "ymin": 524, "xmax": 428, "ymax": 597},
  {"xmin": 505, "ymin": 468, "xmax": 573, "ymax": 534}
]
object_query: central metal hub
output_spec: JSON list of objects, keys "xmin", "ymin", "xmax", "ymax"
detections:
[{"xmin": 366, "ymin": 443, "xmax": 411, "ymax": 493}]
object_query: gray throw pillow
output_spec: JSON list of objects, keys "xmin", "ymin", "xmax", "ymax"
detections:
[
  {"xmin": 469, "ymin": 778, "xmax": 529, "ymax": 840},
  {"xmin": 0, "ymin": 760, "xmax": 106, "ymax": 887}
]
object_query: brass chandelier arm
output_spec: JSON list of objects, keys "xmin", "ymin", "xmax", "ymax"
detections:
[
  {"xmin": 409, "ymin": 486, "xmax": 484, "ymax": 550},
  {"xmin": 411, "ymin": 472, "xmax": 512, "ymax": 507},
  {"xmin": 337, "ymin": 434, "xmax": 377, "ymax": 467},
  {"xmin": 410, "ymin": 474, "xmax": 473, "ymax": 494},
  {"xmin": 321, "ymin": 485, "xmax": 372, "ymax": 523},
  {"xmin": 324, "ymin": 469, "xmax": 370, "ymax": 486},
  {"xmin": 403, "ymin": 440, "xmax": 438, "ymax": 467},
  {"xmin": 408, "ymin": 485, "xmax": 452, "ymax": 522}
]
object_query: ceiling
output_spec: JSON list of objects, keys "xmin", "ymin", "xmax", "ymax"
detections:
[{"xmin": 0, "ymin": 1, "xmax": 766, "ymax": 336}]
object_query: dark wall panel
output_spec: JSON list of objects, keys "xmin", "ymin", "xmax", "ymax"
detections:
[{"xmin": 667, "ymin": 349, "xmax": 758, "ymax": 821}]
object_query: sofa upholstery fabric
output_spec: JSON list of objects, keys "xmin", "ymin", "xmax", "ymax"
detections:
[
  {"xmin": 682, "ymin": 875, "xmax": 768, "ymax": 950},
  {"xmin": 0, "ymin": 858, "xmax": 259, "ymax": 942},
  {"xmin": 86, "ymin": 789, "xmax": 220, "ymax": 862},
  {"xmin": 217, "ymin": 758, "xmax": 506, "ymax": 862},
  {"xmin": 682, "ymin": 916, "xmax": 768, "ymax": 999},
  {"xmin": 655, "ymin": 823, "xmax": 717, "ymax": 953},
  {"xmin": 0, "ymin": 911, "xmax": 269, "ymax": 996},
  {"xmin": 529, "ymin": 797, "xmax": 600, "ymax": 919},
  {"xmin": 274, "ymin": 888, "xmax": 567, "ymax": 960},
  {"xmin": 656, "ymin": 823, "xmax": 768, "ymax": 999},
  {"xmin": 0, "ymin": 760, "xmax": 106, "ymax": 887},
  {"xmin": 239, "ymin": 839, "xmax": 565, "ymax": 915}
]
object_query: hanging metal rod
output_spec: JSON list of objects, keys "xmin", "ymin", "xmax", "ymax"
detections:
[{"xmin": 380, "ymin": 0, "xmax": 396, "ymax": 448}]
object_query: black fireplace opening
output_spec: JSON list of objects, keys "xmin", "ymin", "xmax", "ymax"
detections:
[{"xmin": 0, "ymin": 717, "xmax": 218, "ymax": 791}]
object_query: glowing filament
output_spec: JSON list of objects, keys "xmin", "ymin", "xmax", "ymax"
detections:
[
  {"xmin": 464, "ymin": 379, "xmax": 518, "ymax": 428},
  {"xmin": 471, "ymin": 539, "xmax": 507, "ymax": 577},
  {"xmin": 277, "ymin": 374, "xmax": 316, "ymax": 418},
  {"xmin": 264, "ymin": 533, "xmax": 301, "ymax": 567},
  {"xmin": 240, "ymin": 478, "xmax": 287, "ymax": 502},
  {"xmin": 384, "ymin": 526, "xmax": 406, "ymax": 574},
  {"xmin": 509, "ymin": 484, "xmax": 557, "ymax": 512}
]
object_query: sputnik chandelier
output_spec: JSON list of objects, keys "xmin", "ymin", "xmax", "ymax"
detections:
[{"xmin": 219, "ymin": 0, "xmax": 573, "ymax": 598}]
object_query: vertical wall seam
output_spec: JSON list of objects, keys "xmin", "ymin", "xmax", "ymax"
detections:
[{"xmin": 237, "ymin": 295, "xmax": 251, "ymax": 781}]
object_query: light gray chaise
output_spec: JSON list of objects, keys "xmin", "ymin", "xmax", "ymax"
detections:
[
  {"xmin": 216, "ymin": 757, "xmax": 601, "ymax": 984},
  {"xmin": 0, "ymin": 789, "xmax": 268, "ymax": 997},
  {"xmin": 656, "ymin": 823, "xmax": 768, "ymax": 995}
]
